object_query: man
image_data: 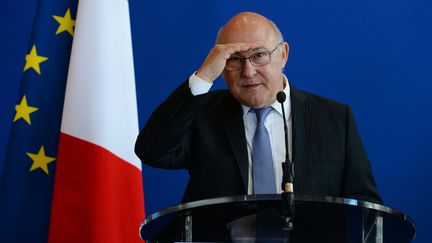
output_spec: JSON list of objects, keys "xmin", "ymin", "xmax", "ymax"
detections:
[{"xmin": 135, "ymin": 11, "xmax": 381, "ymax": 205}]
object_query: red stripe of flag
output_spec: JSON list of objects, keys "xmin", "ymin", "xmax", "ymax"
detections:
[{"xmin": 49, "ymin": 133, "xmax": 144, "ymax": 242}]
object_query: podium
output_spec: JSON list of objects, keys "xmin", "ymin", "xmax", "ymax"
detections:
[{"xmin": 140, "ymin": 195, "xmax": 415, "ymax": 242}]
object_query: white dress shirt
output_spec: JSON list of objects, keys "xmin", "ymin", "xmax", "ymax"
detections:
[{"xmin": 189, "ymin": 72, "xmax": 292, "ymax": 194}]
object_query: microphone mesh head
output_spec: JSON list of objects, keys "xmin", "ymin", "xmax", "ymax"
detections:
[{"xmin": 277, "ymin": 91, "xmax": 286, "ymax": 103}]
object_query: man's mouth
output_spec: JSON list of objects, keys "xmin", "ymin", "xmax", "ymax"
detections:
[{"xmin": 242, "ymin": 83, "xmax": 261, "ymax": 88}]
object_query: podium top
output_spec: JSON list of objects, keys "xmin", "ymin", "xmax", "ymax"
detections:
[{"xmin": 140, "ymin": 194, "xmax": 416, "ymax": 242}]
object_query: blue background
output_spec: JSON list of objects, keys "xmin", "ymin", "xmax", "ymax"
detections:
[{"xmin": 1, "ymin": 0, "xmax": 431, "ymax": 242}]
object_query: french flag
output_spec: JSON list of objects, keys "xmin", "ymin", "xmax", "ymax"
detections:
[{"xmin": 48, "ymin": 0, "xmax": 145, "ymax": 242}]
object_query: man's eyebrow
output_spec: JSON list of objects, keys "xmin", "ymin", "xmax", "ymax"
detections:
[
  {"xmin": 232, "ymin": 46, "xmax": 267, "ymax": 56},
  {"xmin": 250, "ymin": 47, "xmax": 267, "ymax": 52}
]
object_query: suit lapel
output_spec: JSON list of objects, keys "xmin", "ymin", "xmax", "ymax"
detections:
[
  {"xmin": 217, "ymin": 94, "xmax": 249, "ymax": 192},
  {"xmin": 291, "ymin": 88, "xmax": 313, "ymax": 193}
]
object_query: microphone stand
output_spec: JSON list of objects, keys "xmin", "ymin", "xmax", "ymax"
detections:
[{"xmin": 277, "ymin": 91, "xmax": 294, "ymax": 231}]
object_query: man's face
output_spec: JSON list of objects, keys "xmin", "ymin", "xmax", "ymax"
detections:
[{"xmin": 220, "ymin": 25, "xmax": 288, "ymax": 108}]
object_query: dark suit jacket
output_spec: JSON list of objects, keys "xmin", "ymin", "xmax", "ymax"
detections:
[{"xmin": 135, "ymin": 80, "xmax": 382, "ymax": 204}]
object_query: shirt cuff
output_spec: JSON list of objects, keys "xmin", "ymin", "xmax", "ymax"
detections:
[{"xmin": 188, "ymin": 72, "xmax": 213, "ymax": 96}]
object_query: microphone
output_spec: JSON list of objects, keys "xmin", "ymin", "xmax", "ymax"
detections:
[
  {"xmin": 276, "ymin": 91, "xmax": 294, "ymax": 231},
  {"xmin": 276, "ymin": 92, "xmax": 289, "ymax": 167}
]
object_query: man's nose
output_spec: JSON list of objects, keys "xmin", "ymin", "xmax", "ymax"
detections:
[{"xmin": 241, "ymin": 59, "xmax": 257, "ymax": 78}]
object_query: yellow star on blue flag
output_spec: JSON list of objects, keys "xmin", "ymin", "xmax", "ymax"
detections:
[
  {"xmin": 23, "ymin": 45, "xmax": 48, "ymax": 75},
  {"xmin": 53, "ymin": 8, "xmax": 76, "ymax": 36},
  {"xmin": 27, "ymin": 146, "xmax": 56, "ymax": 175},
  {"xmin": 14, "ymin": 95, "xmax": 39, "ymax": 125}
]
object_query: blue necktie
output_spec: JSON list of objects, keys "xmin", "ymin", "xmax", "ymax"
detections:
[{"xmin": 252, "ymin": 107, "xmax": 277, "ymax": 194}]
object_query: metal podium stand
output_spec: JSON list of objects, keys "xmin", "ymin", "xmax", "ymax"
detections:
[{"xmin": 140, "ymin": 195, "xmax": 415, "ymax": 242}]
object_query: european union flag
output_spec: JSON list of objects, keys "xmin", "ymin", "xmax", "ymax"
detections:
[{"xmin": 0, "ymin": 0, "xmax": 78, "ymax": 242}]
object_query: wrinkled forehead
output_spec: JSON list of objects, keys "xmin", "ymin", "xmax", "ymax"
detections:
[{"xmin": 232, "ymin": 45, "xmax": 272, "ymax": 57}]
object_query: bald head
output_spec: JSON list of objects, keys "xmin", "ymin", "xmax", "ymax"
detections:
[{"xmin": 216, "ymin": 12, "xmax": 283, "ymax": 44}]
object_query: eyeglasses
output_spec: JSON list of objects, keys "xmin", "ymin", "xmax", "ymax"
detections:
[{"xmin": 225, "ymin": 42, "xmax": 283, "ymax": 71}]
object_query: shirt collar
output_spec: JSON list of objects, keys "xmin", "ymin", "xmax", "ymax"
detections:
[{"xmin": 241, "ymin": 74, "xmax": 291, "ymax": 118}]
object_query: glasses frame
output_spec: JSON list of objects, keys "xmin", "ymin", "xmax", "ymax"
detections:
[{"xmin": 225, "ymin": 41, "xmax": 284, "ymax": 71}]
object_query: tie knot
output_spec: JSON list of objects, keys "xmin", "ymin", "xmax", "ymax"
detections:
[{"xmin": 253, "ymin": 107, "xmax": 272, "ymax": 125}]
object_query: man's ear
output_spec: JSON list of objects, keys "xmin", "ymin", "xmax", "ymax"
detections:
[{"xmin": 281, "ymin": 42, "xmax": 289, "ymax": 68}]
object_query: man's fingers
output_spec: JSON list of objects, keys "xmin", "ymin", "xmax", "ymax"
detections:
[
  {"xmin": 196, "ymin": 43, "xmax": 256, "ymax": 83},
  {"xmin": 222, "ymin": 43, "xmax": 251, "ymax": 58}
]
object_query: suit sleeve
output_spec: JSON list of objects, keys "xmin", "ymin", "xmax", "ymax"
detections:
[
  {"xmin": 134, "ymin": 80, "xmax": 211, "ymax": 169},
  {"xmin": 343, "ymin": 106, "xmax": 383, "ymax": 204}
]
